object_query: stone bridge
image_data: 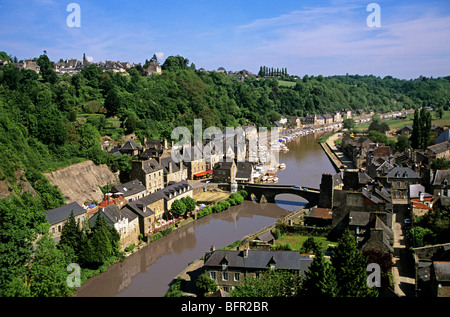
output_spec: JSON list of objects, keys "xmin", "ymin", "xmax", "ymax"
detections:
[{"xmin": 239, "ymin": 183, "xmax": 320, "ymax": 206}]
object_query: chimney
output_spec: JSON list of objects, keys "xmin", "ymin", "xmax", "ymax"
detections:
[
  {"xmin": 169, "ymin": 161, "xmax": 173, "ymax": 174},
  {"xmin": 210, "ymin": 245, "xmax": 215, "ymax": 252},
  {"xmin": 243, "ymin": 247, "xmax": 249, "ymax": 258},
  {"xmin": 164, "ymin": 138, "xmax": 168, "ymax": 149}
]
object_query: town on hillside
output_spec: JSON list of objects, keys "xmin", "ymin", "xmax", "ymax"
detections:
[{"xmin": 41, "ymin": 105, "xmax": 450, "ymax": 297}]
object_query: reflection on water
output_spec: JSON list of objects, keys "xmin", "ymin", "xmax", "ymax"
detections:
[{"xmin": 76, "ymin": 132, "xmax": 336, "ymax": 297}]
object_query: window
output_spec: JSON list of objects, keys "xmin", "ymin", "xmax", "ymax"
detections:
[
  {"xmin": 234, "ymin": 273, "xmax": 240, "ymax": 281},
  {"xmin": 210, "ymin": 272, "xmax": 216, "ymax": 280},
  {"xmin": 222, "ymin": 272, "xmax": 228, "ymax": 281},
  {"xmin": 222, "ymin": 262, "xmax": 228, "ymax": 270}
]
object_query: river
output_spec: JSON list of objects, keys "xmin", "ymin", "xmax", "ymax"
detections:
[{"xmin": 75, "ymin": 131, "xmax": 337, "ymax": 297}]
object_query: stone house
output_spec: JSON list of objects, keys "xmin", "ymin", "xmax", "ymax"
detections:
[
  {"xmin": 89, "ymin": 204, "xmax": 140, "ymax": 251},
  {"xmin": 322, "ymin": 113, "xmax": 334, "ymax": 124},
  {"xmin": 333, "ymin": 111, "xmax": 343, "ymax": 123},
  {"xmin": 385, "ymin": 167, "xmax": 421, "ymax": 204},
  {"xmin": 130, "ymin": 158, "xmax": 164, "ymax": 194},
  {"xmin": 203, "ymin": 248, "xmax": 313, "ymax": 293},
  {"xmin": 44, "ymin": 202, "xmax": 86, "ymax": 241},
  {"xmin": 124, "ymin": 193, "xmax": 165, "ymax": 237},
  {"xmin": 158, "ymin": 156, "xmax": 187, "ymax": 186},
  {"xmin": 181, "ymin": 145, "xmax": 207, "ymax": 180},
  {"xmin": 235, "ymin": 161, "xmax": 254, "ymax": 183},
  {"xmin": 145, "ymin": 61, "xmax": 162, "ymax": 76},
  {"xmin": 289, "ymin": 116, "xmax": 302, "ymax": 129},
  {"xmin": 430, "ymin": 170, "xmax": 450, "ymax": 199},
  {"xmin": 426, "ymin": 141, "xmax": 450, "ymax": 161},
  {"xmin": 156, "ymin": 180, "xmax": 193, "ymax": 214},
  {"xmin": 213, "ymin": 161, "xmax": 236, "ymax": 183},
  {"xmin": 119, "ymin": 139, "xmax": 139, "ymax": 156}
]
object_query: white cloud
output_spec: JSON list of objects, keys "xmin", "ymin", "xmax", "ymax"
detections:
[{"xmin": 155, "ymin": 52, "xmax": 165, "ymax": 61}]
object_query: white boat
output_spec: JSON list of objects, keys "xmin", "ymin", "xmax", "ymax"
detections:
[{"xmin": 278, "ymin": 163, "xmax": 286, "ymax": 169}]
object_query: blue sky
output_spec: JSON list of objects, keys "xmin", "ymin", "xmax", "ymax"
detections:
[{"xmin": 1, "ymin": 0, "xmax": 450, "ymax": 79}]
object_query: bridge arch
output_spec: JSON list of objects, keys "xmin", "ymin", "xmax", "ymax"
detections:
[{"xmin": 239, "ymin": 183, "xmax": 320, "ymax": 207}]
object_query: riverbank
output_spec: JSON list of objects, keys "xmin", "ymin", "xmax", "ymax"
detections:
[{"xmin": 320, "ymin": 132, "xmax": 356, "ymax": 172}]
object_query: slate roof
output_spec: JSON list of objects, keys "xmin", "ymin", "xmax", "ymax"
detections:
[
  {"xmin": 236, "ymin": 162, "xmax": 253, "ymax": 179},
  {"xmin": 409, "ymin": 184, "xmax": 433, "ymax": 199},
  {"xmin": 436, "ymin": 130, "xmax": 450, "ymax": 145},
  {"xmin": 157, "ymin": 180, "xmax": 192, "ymax": 201},
  {"xmin": 432, "ymin": 170, "xmax": 450, "ymax": 185},
  {"xmin": 111, "ymin": 179, "xmax": 145, "ymax": 196},
  {"xmin": 90, "ymin": 204, "xmax": 139, "ymax": 228},
  {"xmin": 427, "ymin": 141, "xmax": 450, "ymax": 154},
  {"xmin": 141, "ymin": 158, "xmax": 163, "ymax": 173},
  {"xmin": 204, "ymin": 250, "xmax": 312, "ymax": 272},
  {"xmin": 433, "ymin": 262, "xmax": 450, "ymax": 282},
  {"xmin": 44, "ymin": 202, "xmax": 85, "ymax": 225},
  {"xmin": 386, "ymin": 167, "xmax": 419, "ymax": 179}
]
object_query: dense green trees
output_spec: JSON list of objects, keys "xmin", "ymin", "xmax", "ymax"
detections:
[{"xmin": 410, "ymin": 107, "xmax": 432, "ymax": 149}]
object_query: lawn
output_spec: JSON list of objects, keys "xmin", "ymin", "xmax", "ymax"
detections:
[
  {"xmin": 357, "ymin": 110, "xmax": 450, "ymax": 132},
  {"xmin": 274, "ymin": 232, "xmax": 337, "ymax": 251},
  {"xmin": 277, "ymin": 80, "xmax": 297, "ymax": 87}
]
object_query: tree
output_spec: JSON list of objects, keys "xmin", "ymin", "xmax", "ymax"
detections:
[
  {"xmin": 368, "ymin": 115, "xmax": 389, "ymax": 134},
  {"xmin": 410, "ymin": 108, "xmax": 421, "ymax": 149},
  {"xmin": 181, "ymin": 196, "xmax": 196, "ymax": 214},
  {"xmin": 170, "ymin": 199, "xmax": 186, "ymax": 218},
  {"xmin": 196, "ymin": 273, "xmax": 218, "ymax": 296},
  {"xmin": 230, "ymin": 269, "xmax": 302, "ymax": 297},
  {"xmin": 343, "ymin": 118, "xmax": 355, "ymax": 130},
  {"xmin": 37, "ymin": 53, "xmax": 58, "ymax": 84},
  {"xmin": 80, "ymin": 213, "xmax": 118, "ymax": 268},
  {"xmin": 299, "ymin": 248, "xmax": 337, "ymax": 297},
  {"xmin": 395, "ymin": 133, "xmax": 412, "ymax": 151},
  {"xmin": 28, "ymin": 234, "xmax": 74, "ymax": 297},
  {"xmin": 58, "ymin": 211, "xmax": 83, "ymax": 261},
  {"xmin": 411, "ymin": 107, "xmax": 432, "ymax": 149},
  {"xmin": 331, "ymin": 229, "xmax": 377, "ymax": 297}
]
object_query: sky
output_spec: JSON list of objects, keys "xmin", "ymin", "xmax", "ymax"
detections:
[{"xmin": 1, "ymin": 0, "xmax": 450, "ymax": 79}]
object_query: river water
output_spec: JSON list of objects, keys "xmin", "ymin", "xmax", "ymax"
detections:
[{"xmin": 76, "ymin": 132, "xmax": 336, "ymax": 297}]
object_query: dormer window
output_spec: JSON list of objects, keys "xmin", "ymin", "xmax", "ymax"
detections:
[
  {"xmin": 267, "ymin": 256, "xmax": 276, "ymax": 270},
  {"xmin": 220, "ymin": 256, "xmax": 228, "ymax": 270}
]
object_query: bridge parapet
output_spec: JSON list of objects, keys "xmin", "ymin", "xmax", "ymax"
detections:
[{"xmin": 239, "ymin": 183, "xmax": 320, "ymax": 205}]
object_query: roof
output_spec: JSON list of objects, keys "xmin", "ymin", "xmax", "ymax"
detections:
[
  {"xmin": 204, "ymin": 250, "xmax": 312, "ymax": 272},
  {"xmin": 111, "ymin": 179, "xmax": 145, "ymax": 197},
  {"xmin": 386, "ymin": 167, "xmax": 419, "ymax": 179},
  {"xmin": 432, "ymin": 170, "xmax": 450, "ymax": 186},
  {"xmin": 141, "ymin": 158, "xmax": 163, "ymax": 174},
  {"xmin": 44, "ymin": 202, "xmax": 85, "ymax": 225},
  {"xmin": 436, "ymin": 130, "xmax": 450, "ymax": 144},
  {"xmin": 433, "ymin": 262, "xmax": 450, "ymax": 282},
  {"xmin": 90, "ymin": 204, "xmax": 139, "ymax": 227},
  {"xmin": 156, "ymin": 180, "xmax": 192, "ymax": 201},
  {"xmin": 307, "ymin": 207, "xmax": 333, "ymax": 219},
  {"xmin": 236, "ymin": 162, "xmax": 253, "ymax": 179},
  {"xmin": 349, "ymin": 211, "xmax": 371, "ymax": 226},
  {"xmin": 409, "ymin": 184, "xmax": 433, "ymax": 199},
  {"xmin": 120, "ymin": 139, "xmax": 138, "ymax": 151},
  {"xmin": 427, "ymin": 141, "xmax": 450, "ymax": 154}
]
